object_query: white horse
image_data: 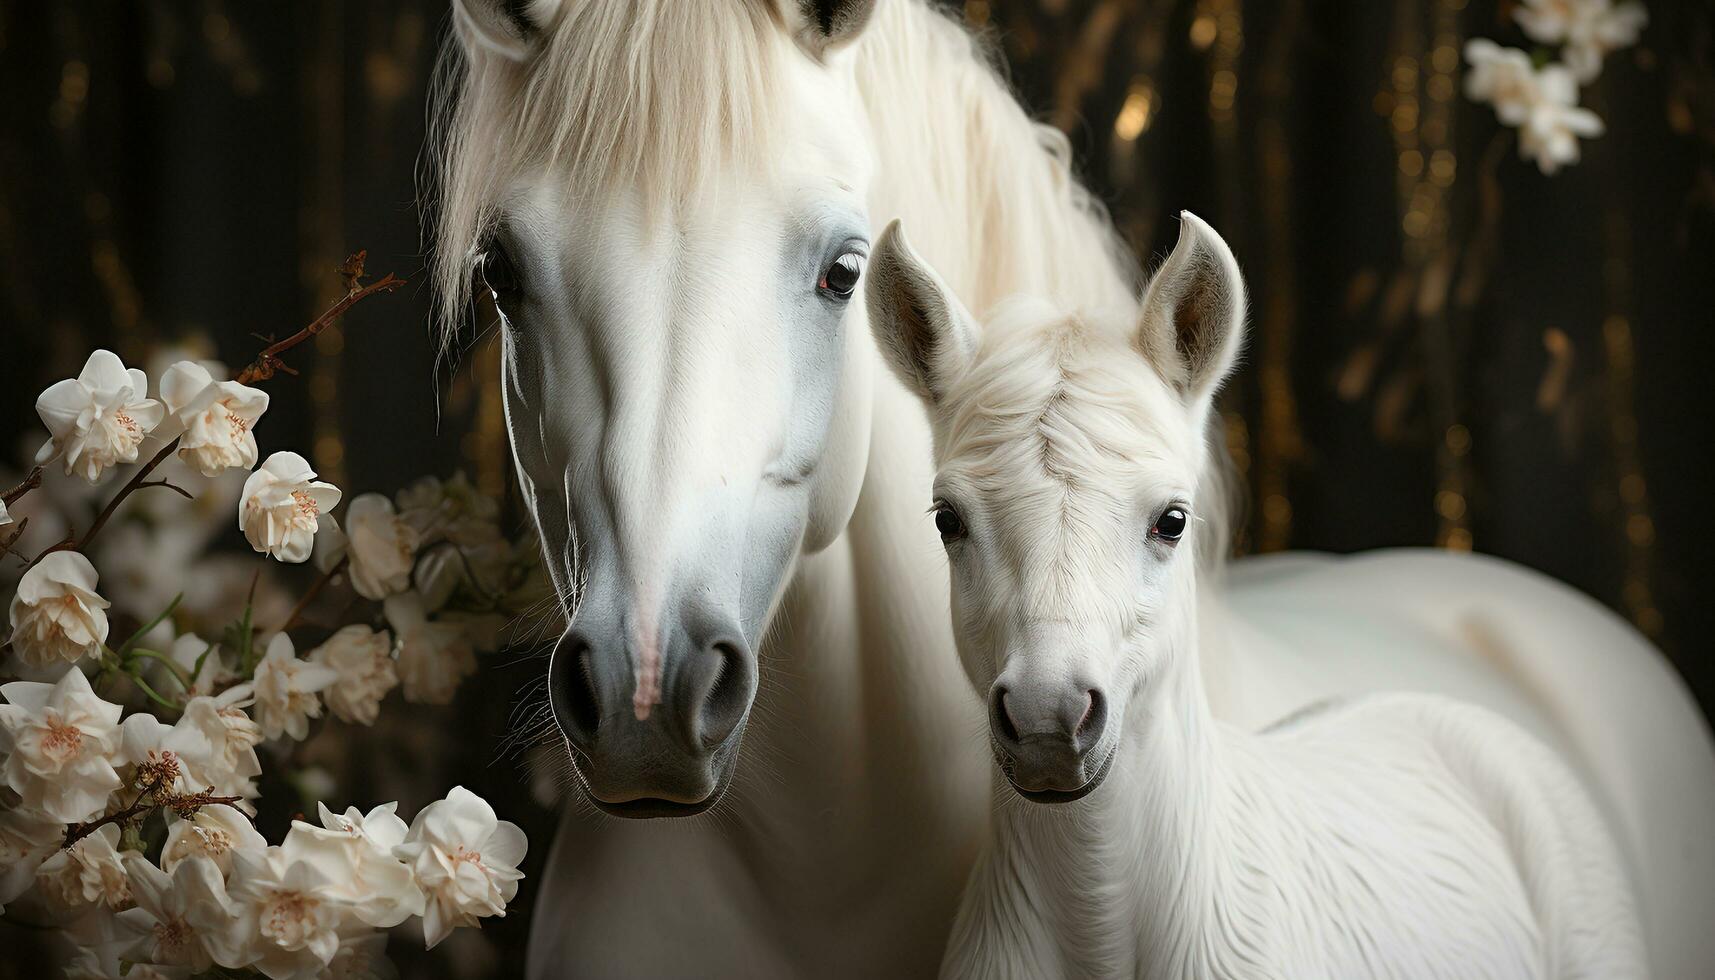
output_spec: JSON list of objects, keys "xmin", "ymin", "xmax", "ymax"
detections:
[
  {"xmin": 867, "ymin": 212, "xmax": 1653, "ymax": 978},
  {"xmin": 435, "ymin": 1, "xmax": 1130, "ymax": 975},
  {"xmin": 431, "ymin": 1, "xmax": 1715, "ymax": 976}
]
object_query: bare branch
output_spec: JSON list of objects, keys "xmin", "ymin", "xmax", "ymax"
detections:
[
  {"xmin": 1, "ymin": 465, "xmax": 43, "ymax": 507},
  {"xmin": 235, "ymin": 250, "xmax": 407, "ymax": 385}
]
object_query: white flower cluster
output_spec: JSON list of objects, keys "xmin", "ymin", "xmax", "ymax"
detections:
[
  {"xmin": 1463, "ymin": 0, "xmax": 1648, "ymax": 175},
  {"xmin": 2, "ymin": 342, "xmax": 538, "ymax": 977},
  {"xmin": 0, "ymin": 672, "xmax": 524, "ymax": 975}
]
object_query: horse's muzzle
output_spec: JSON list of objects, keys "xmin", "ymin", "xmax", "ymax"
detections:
[
  {"xmin": 989, "ymin": 680, "xmax": 1113, "ymax": 803},
  {"xmin": 548, "ymin": 611, "xmax": 756, "ymax": 817}
]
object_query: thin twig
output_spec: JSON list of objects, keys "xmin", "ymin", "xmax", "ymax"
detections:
[
  {"xmin": 62, "ymin": 773, "xmax": 164, "ymax": 850},
  {"xmin": 0, "ymin": 516, "xmax": 29, "ymax": 562},
  {"xmin": 1, "ymin": 465, "xmax": 43, "ymax": 507},
  {"xmin": 277, "ymin": 556, "xmax": 347, "ymax": 634},
  {"xmin": 235, "ymin": 251, "xmax": 406, "ymax": 385},
  {"xmin": 62, "ymin": 773, "xmax": 242, "ymax": 850},
  {"xmin": 134, "ymin": 479, "xmax": 193, "ymax": 499},
  {"xmin": 32, "ymin": 440, "xmax": 180, "ymax": 563}
]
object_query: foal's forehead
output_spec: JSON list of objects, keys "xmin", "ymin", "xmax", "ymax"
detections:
[{"xmin": 940, "ymin": 309, "xmax": 1199, "ymax": 493}]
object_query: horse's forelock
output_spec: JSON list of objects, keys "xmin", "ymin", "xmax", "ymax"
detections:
[{"xmin": 426, "ymin": 0, "xmax": 795, "ymax": 357}]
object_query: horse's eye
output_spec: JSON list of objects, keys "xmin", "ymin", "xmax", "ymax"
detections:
[
  {"xmin": 933, "ymin": 501, "xmax": 966, "ymax": 542},
  {"xmin": 478, "ymin": 245, "xmax": 521, "ymax": 304},
  {"xmin": 819, "ymin": 251, "xmax": 864, "ymax": 299},
  {"xmin": 1152, "ymin": 506, "xmax": 1188, "ymax": 544}
]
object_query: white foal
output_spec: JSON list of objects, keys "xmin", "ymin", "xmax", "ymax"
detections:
[{"xmin": 866, "ymin": 213, "xmax": 1647, "ymax": 979}]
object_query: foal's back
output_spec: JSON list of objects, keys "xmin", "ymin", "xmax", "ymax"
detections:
[{"xmin": 1240, "ymin": 693, "xmax": 1646, "ymax": 978}]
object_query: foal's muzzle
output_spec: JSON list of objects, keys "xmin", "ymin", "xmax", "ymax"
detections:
[
  {"xmin": 549, "ymin": 610, "xmax": 757, "ymax": 818},
  {"xmin": 989, "ymin": 680, "xmax": 1114, "ymax": 803}
]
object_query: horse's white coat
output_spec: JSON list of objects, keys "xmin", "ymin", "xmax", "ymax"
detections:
[
  {"xmin": 871, "ymin": 215, "xmax": 1649, "ymax": 979},
  {"xmin": 432, "ymin": 1, "xmax": 1715, "ymax": 976}
]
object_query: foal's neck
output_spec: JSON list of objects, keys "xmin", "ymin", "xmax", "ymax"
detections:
[{"xmin": 981, "ymin": 620, "xmax": 1246, "ymax": 977}]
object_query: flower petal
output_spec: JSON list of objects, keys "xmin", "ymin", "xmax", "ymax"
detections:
[
  {"xmin": 160, "ymin": 360, "xmax": 219, "ymax": 416},
  {"xmin": 76, "ymin": 350, "xmax": 134, "ymax": 394}
]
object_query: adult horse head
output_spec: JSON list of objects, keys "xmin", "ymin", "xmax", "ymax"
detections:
[{"xmin": 433, "ymin": 0, "xmax": 887, "ymax": 816}]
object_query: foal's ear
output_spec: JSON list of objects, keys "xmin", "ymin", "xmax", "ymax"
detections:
[
  {"xmin": 1136, "ymin": 212, "xmax": 1247, "ymax": 400},
  {"xmin": 452, "ymin": 0, "xmax": 560, "ymax": 62},
  {"xmin": 783, "ymin": 0, "xmax": 879, "ymax": 61},
  {"xmin": 866, "ymin": 219, "xmax": 979, "ymax": 406}
]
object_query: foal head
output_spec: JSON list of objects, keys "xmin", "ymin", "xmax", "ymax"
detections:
[
  {"xmin": 436, "ymin": 0, "xmax": 886, "ymax": 815},
  {"xmin": 867, "ymin": 213, "xmax": 1245, "ymax": 802}
]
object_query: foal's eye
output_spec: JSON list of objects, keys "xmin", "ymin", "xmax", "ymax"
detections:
[
  {"xmin": 818, "ymin": 251, "xmax": 865, "ymax": 299},
  {"xmin": 477, "ymin": 244, "xmax": 521, "ymax": 305},
  {"xmin": 933, "ymin": 501, "xmax": 966, "ymax": 542},
  {"xmin": 1152, "ymin": 506, "xmax": 1189, "ymax": 544}
]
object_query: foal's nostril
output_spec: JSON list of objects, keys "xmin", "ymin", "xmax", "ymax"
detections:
[
  {"xmin": 1076, "ymin": 689, "xmax": 1108, "ymax": 749},
  {"xmin": 696, "ymin": 640, "xmax": 752, "ymax": 749},
  {"xmin": 989, "ymin": 686, "xmax": 1021, "ymax": 746},
  {"xmin": 560, "ymin": 639, "xmax": 601, "ymax": 750}
]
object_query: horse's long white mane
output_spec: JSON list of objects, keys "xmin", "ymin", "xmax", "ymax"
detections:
[
  {"xmin": 431, "ymin": 2, "xmax": 1123, "ymax": 330},
  {"xmin": 849, "ymin": 2, "xmax": 1138, "ymax": 313},
  {"xmin": 427, "ymin": 0, "xmax": 1235, "ymax": 562}
]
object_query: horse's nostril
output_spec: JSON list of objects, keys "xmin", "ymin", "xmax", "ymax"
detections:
[
  {"xmin": 697, "ymin": 640, "xmax": 751, "ymax": 749},
  {"xmin": 989, "ymin": 686, "xmax": 1020, "ymax": 746},
  {"xmin": 561, "ymin": 640, "xmax": 601, "ymax": 749},
  {"xmin": 1076, "ymin": 688, "xmax": 1107, "ymax": 747}
]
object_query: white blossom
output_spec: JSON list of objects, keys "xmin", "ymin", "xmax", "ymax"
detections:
[
  {"xmin": 395, "ymin": 472, "xmax": 500, "ymax": 541},
  {"xmin": 118, "ymin": 712, "xmax": 202, "ymax": 795},
  {"xmin": 393, "ymin": 786, "xmax": 526, "ymax": 949},
  {"xmin": 36, "ymin": 823, "xmax": 131, "ymax": 913},
  {"xmin": 63, "ymin": 942, "xmax": 191, "ymax": 980},
  {"xmin": 225, "ymin": 845, "xmax": 348, "ymax": 979},
  {"xmin": 0, "ymin": 498, "xmax": 10, "ymax": 527},
  {"xmin": 1464, "ymin": 41, "xmax": 1605, "ymax": 175},
  {"xmin": 384, "ymin": 592, "xmax": 477, "ymax": 705},
  {"xmin": 308, "ymin": 625, "xmax": 398, "ymax": 726},
  {"xmin": 165, "ymin": 633, "xmax": 234, "ymax": 699},
  {"xmin": 284, "ymin": 802, "xmax": 423, "ymax": 928},
  {"xmin": 249, "ymin": 634, "xmax": 338, "ymax": 741},
  {"xmin": 158, "ymin": 360, "xmax": 269, "ymax": 477},
  {"xmin": 1464, "ymin": 39, "xmax": 1542, "ymax": 126},
  {"xmin": 397, "ymin": 473, "xmax": 511, "ymax": 608},
  {"xmin": 413, "ymin": 535, "xmax": 513, "ymax": 611},
  {"xmin": 170, "ymin": 690, "xmax": 264, "ymax": 809},
  {"xmin": 34, "ymin": 349, "xmax": 164, "ymax": 483},
  {"xmin": 0, "ymin": 804, "xmax": 63, "ymax": 908},
  {"xmin": 240, "ymin": 452, "xmax": 341, "ymax": 564},
  {"xmin": 410, "ymin": 546, "xmax": 463, "ymax": 610},
  {"xmin": 1514, "ymin": 0, "xmax": 1648, "ymax": 82},
  {"xmin": 343, "ymin": 493, "xmax": 419, "ymax": 600},
  {"xmin": 313, "ymin": 513, "xmax": 348, "ymax": 572},
  {"xmin": 1518, "ymin": 64, "xmax": 1605, "ymax": 174},
  {"xmin": 162, "ymin": 803, "xmax": 266, "ymax": 878},
  {"xmin": 6, "ymin": 550, "xmax": 110, "ymax": 669},
  {"xmin": 0, "ymin": 667, "xmax": 125, "ymax": 821},
  {"xmin": 114, "ymin": 852, "xmax": 235, "ymax": 972},
  {"xmin": 324, "ymin": 927, "xmax": 398, "ymax": 980}
]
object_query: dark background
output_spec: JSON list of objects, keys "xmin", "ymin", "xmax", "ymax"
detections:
[{"xmin": 2, "ymin": 1, "xmax": 1712, "ymax": 976}]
